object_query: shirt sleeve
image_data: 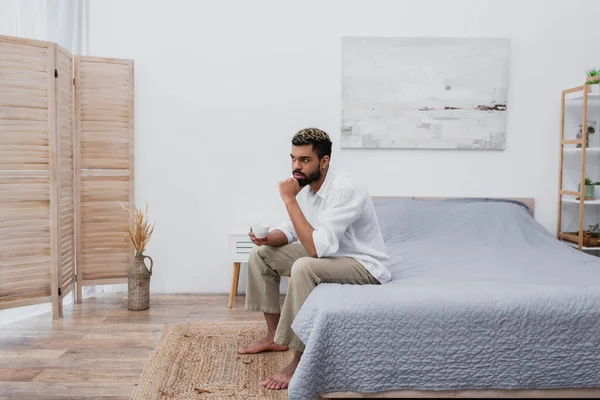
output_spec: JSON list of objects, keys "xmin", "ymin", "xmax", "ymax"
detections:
[
  {"xmin": 312, "ymin": 187, "xmax": 364, "ymax": 258},
  {"xmin": 276, "ymin": 218, "xmax": 297, "ymax": 244}
]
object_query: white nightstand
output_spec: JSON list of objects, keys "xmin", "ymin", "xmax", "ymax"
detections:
[
  {"xmin": 228, "ymin": 231, "xmax": 255, "ymax": 308},
  {"xmin": 228, "ymin": 230, "xmax": 291, "ymax": 308}
]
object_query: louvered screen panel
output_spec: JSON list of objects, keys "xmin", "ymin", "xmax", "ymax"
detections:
[
  {"xmin": 55, "ymin": 45, "xmax": 75, "ymax": 300},
  {"xmin": 0, "ymin": 36, "xmax": 54, "ymax": 311},
  {"xmin": 74, "ymin": 56, "xmax": 134, "ymax": 292},
  {"xmin": 80, "ymin": 174, "xmax": 131, "ymax": 279}
]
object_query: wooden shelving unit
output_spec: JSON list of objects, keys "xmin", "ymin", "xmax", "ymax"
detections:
[{"xmin": 557, "ymin": 86, "xmax": 600, "ymax": 251}]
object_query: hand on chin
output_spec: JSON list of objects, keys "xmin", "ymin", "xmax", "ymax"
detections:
[{"xmin": 279, "ymin": 177, "xmax": 301, "ymax": 203}]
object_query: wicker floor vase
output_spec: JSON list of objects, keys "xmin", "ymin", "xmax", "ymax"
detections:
[{"xmin": 128, "ymin": 254, "xmax": 153, "ymax": 311}]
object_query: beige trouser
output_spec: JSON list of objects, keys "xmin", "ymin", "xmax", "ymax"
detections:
[{"xmin": 245, "ymin": 243, "xmax": 380, "ymax": 351}]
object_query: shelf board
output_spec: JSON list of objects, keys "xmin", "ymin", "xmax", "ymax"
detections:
[
  {"xmin": 563, "ymin": 147, "xmax": 600, "ymax": 152},
  {"xmin": 564, "ymin": 241, "xmax": 600, "ymax": 250},
  {"xmin": 560, "ymin": 232, "xmax": 600, "ymax": 250},
  {"xmin": 562, "ymin": 197, "xmax": 600, "ymax": 204},
  {"xmin": 565, "ymin": 92, "xmax": 600, "ymax": 102}
]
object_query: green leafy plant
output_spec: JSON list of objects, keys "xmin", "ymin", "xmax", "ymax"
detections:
[
  {"xmin": 587, "ymin": 120, "xmax": 597, "ymax": 135},
  {"xmin": 578, "ymin": 178, "xmax": 595, "ymax": 200},
  {"xmin": 586, "ymin": 67, "xmax": 600, "ymax": 84}
]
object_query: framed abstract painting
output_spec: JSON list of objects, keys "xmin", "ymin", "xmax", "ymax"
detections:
[{"xmin": 341, "ymin": 37, "xmax": 510, "ymax": 150}]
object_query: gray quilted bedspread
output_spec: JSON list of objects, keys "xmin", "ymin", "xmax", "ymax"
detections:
[{"xmin": 288, "ymin": 198, "xmax": 600, "ymax": 400}]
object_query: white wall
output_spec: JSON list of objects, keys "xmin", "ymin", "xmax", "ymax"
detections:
[{"xmin": 88, "ymin": 0, "xmax": 600, "ymax": 294}]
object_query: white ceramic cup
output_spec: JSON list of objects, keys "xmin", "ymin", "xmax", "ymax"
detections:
[{"xmin": 252, "ymin": 223, "xmax": 270, "ymax": 239}]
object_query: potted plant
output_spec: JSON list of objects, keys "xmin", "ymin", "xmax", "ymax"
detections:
[
  {"xmin": 586, "ymin": 121, "xmax": 596, "ymax": 147},
  {"xmin": 594, "ymin": 181, "xmax": 600, "ymax": 200},
  {"xmin": 586, "ymin": 67, "xmax": 600, "ymax": 93},
  {"xmin": 122, "ymin": 202, "xmax": 155, "ymax": 311},
  {"xmin": 588, "ymin": 223, "xmax": 600, "ymax": 238},
  {"xmin": 578, "ymin": 178, "xmax": 595, "ymax": 199},
  {"xmin": 577, "ymin": 121, "xmax": 597, "ymax": 148}
]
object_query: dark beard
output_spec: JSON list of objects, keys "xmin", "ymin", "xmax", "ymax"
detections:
[{"xmin": 294, "ymin": 169, "xmax": 321, "ymax": 187}]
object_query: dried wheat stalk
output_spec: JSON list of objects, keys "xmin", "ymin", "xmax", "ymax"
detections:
[{"xmin": 121, "ymin": 202, "xmax": 155, "ymax": 256}]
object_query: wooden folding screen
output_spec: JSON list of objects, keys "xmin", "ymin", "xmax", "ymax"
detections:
[
  {"xmin": 74, "ymin": 56, "xmax": 135, "ymax": 303},
  {"xmin": 0, "ymin": 36, "xmax": 74, "ymax": 319},
  {"xmin": 1, "ymin": 35, "xmax": 134, "ymax": 319},
  {"xmin": 55, "ymin": 45, "xmax": 76, "ymax": 315}
]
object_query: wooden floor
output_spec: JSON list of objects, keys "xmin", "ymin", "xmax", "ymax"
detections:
[{"xmin": 0, "ymin": 293, "xmax": 266, "ymax": 400}]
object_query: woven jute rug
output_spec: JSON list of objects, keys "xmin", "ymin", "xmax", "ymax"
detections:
[{"xmin": 130, "ymin": 321, "xmax": 291, "ymax": 400}]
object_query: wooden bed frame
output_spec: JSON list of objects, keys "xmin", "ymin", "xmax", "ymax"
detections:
[{"xmin": 319, "ymin": 197, "xmax": 600, "ymax": 398}]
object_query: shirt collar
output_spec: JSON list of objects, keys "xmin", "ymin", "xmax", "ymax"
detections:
[{"xmin": 310, "ymin": 167, "xmax": 335, "ymax": 199}]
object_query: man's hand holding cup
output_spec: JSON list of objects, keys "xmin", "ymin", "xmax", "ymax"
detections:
[{"xmin": 249, "ymin": 223, "xmax": 270, "ymax": 246}]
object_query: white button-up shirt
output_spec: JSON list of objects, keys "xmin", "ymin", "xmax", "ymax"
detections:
[{"xmin": 276, "ymin": 168, "xmax": 392, "ymax": 284}]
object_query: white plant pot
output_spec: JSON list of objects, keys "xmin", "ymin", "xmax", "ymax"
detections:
[{"xmin": 590, "ymin": 84, "xmax": 600, "ymax": 94}]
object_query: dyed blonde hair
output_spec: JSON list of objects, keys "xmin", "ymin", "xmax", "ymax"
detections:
[{"xmin": 291, "ymin": 128, "xmax": 332, "ymax": 159}]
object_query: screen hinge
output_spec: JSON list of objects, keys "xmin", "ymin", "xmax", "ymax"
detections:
[{"xmin": 54, "ymin": 69, "xmax": 58, "ymax": 78}]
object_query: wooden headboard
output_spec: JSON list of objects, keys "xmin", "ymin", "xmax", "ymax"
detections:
[{"xmin": 372, "ymin": 196, "xmax": 535, "ymax": 216}]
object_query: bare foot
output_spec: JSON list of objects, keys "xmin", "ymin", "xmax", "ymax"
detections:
[
  {"xmin": 263, "ymin": 353, "xmax": 301, "ymax": 390},
  {"xmin": 238, "ymin": 335, "xmax": 288, "ymax": 354}
]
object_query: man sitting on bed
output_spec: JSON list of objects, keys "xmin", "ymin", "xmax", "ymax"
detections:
[{"xmin": 238, "ymin": 127, "xmax": 391, "ymax": 390}]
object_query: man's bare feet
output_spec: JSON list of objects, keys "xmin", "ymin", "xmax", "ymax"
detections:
[
  {"xmin": 263, "ymin": 351, "xmax": 301, "ymax": 390},
  {"xmin": 238, "ymin": 335, "xmax": 288, "ymax": 354}
]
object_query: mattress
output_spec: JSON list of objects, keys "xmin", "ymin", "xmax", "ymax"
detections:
[{"xmin": 288, "ymin": 198, "xmax": 600, "ymax": 400}]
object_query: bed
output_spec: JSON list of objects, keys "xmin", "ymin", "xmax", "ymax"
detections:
[{"xmin": 287, "ymin": 197, "xmax": 600, "ymax": 400}]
